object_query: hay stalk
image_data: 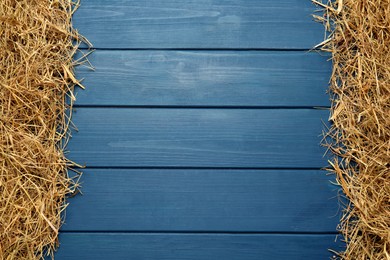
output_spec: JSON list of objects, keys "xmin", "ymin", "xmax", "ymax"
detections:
[
  {"xmin": 0, "ymin": 0, "xmax": 90, "ymax": 259},
  {"xmin": 314, "ymin": 0, "xmax": 390, "ymax": 259}
]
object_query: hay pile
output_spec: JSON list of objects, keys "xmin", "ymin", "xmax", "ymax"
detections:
[
  {"xmin": 313, "ymin": 0, "xmax": 390, "ymax": 259},
  {"xmin": 0, "ymin": 0, "xmax": 89, "ymax": 259}
]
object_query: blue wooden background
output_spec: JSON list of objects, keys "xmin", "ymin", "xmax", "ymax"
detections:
[{"xmin": 56, "ymin": 1, "xmax": 342, "ymax": 259}]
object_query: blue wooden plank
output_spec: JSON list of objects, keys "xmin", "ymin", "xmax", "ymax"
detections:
[
  {"xmin": 62, "ymin": 169, "xmax": 338, "ymax": 232},
  {"xmin": 55, "ymin": 233, "xmax": 342, "ymax": 260},
  {"xmin": 67, "ymin": 108, "xmax": 329, "ymax": 168},
  {"xmin": 73, "ymin": 0, "xmax": 324, "ymax": 49},
  {"xmin": 75, "ymin": 51, "xmax": 331, "ymax": 107}
]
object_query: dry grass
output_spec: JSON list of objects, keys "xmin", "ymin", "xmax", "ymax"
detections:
[
  {"xmin": 0, "ymin": 0, "xmax": 90, "ymax": 259},
  {"xmin": 313, "ymin": 0, "xmax": 390, "ymax": 259}
]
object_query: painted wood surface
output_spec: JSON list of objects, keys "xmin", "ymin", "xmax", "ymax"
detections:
[
  {"xmin": 58, "ymin": 1, "xmax": 337, "ymax": 259},
  {"xmin": 56, "ymin": 233, "xmax": 341, "ymax": 260},
  {"xmin": 73, "ymin": 0, "xmax": 324, "ymax": 49},
  {"xmin": 62, "ymin": 169, "xmax": 338, "ymax": 232},
  {"xmin": 67, "ymin": 108, "xmax": 329, "ymax": 168},
  {"xmin": 75, "ymin": 51, "xmax": 331, "ymax": 107}
]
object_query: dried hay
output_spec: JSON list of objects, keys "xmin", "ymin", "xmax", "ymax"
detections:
[
  {"xmin": 0, "ymin": 0, "xmax": 90, "ymax": 259},
  {"xmin": 313, "ymin": 0, "xmax": 390, "ymax": 259}
]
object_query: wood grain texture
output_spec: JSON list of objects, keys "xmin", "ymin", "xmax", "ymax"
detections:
[
  {"xmin": 62, "ymin": 169, "xmax": 338, "ymax": 232},
  {"xmin": 67, "ymin": 108, "xmax": 329, "ymax": 168},
  {"xmin": 60, "ymin": 1, "xmax": 338, "ymax": 258},
  {"xmin": 75, "ymin": 51, "xmax": 331, "ymax": 107},
  {"xmin": 73, "ymin": 0, "xmax": 324, "ymax": 49},
  {"xmin": 55, "ymin": 233, "xmax": 342, "ymax": 260}
]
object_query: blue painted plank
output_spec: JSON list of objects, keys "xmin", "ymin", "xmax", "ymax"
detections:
[
  {"xmin": 74, "ymin": 0, "xmax": 324, "ymax": 49},
  {"xmin": 62, "ymin": 169, "xmax": 338, "ymax": 232},
  {"xmin": 75, "ymin": 51, "xmax": 331, "ymax": 107},
  {"xmin": 55, "ymin": 233, "xmax": 341, "ymax": 260},
  {"xmin": 67, "ymin": 108, "xmax": 329, "ymax": 168}
]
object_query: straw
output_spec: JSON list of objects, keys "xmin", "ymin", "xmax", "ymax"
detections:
[
  {"xmin": 313, "ymin": 0, "xmax": 390, "ymax": 259},
  {"xmin": 0, "ymin": 0, "xmax": 90, "ymax": 259}
]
